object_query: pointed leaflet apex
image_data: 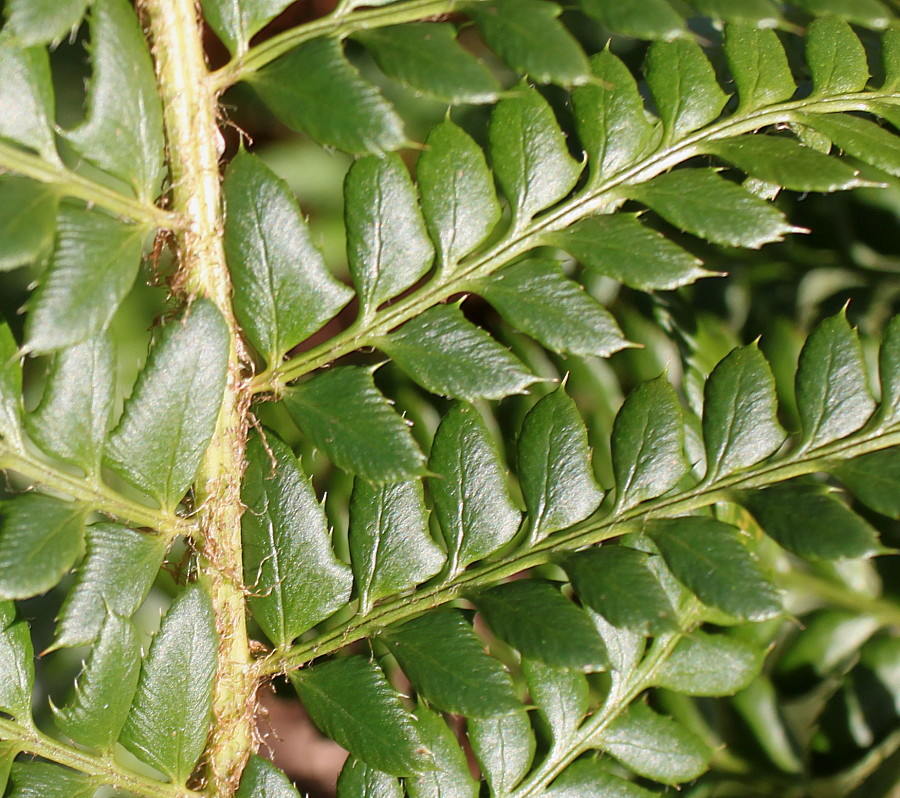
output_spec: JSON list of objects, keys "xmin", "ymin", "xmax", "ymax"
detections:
[
  {"xmin": 488, "ymin": 85, "xmax": 582, "ymax": 223},
  {"xmin": 795, "ymin": 311, "xmax": 875, "ymax": 452},
  {"xmin": 517, "ymin": 385, "xmax": 604, "ymax": 541},
  {"xmin": 283, "ymin": 366, "xmax": 426, "ymax": 482},
  {"xmin": 242, "ymin": 431, "xmax": 352, "ymax": 646},
  {"xmin": 645, "ymin": 38, "xmax": 728, "ymax": 141},
  {"xmin": 344, "ymin": 154, "xmax": 434, "ymax": 317},
  {"xmin": 119, "ymin": 585, "xmax": 217, "ymax": 782},
  {"xmin": 428, "ymin": 403, "xmax": 521, "ymax": 575},
  {"xmin": 349, "ymin": 478, "xmax": 444, "ymax": 615},
  {"xmin": 417, "ymin": 119, "xmax": 501, "ymax": 268},
  {"xmin": 380, "ymin": 304, "xmax": 538, "ymax": 401},
  {"xmin": 224, "ymin": 150, "xmax": 353, "ymax": 364},
  {"xmin": 105, "ymin": 300, "xmax": 229, "ymax": 511}
]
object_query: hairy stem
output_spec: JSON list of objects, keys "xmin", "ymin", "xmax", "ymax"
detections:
[
  {"xmin": 0, "ymin": 718, "xmax": 200, "ymax": 798},
  {"xmin": 0, "ymin": 140, "xmax": 178, "ymax": 229},
  {"xmin": 139, "ymin": 1, "xmax": 255, "ymax": 794},
  {"xmin": 269, "ymin": 421, "xmax": 900, "ymax": 674}
]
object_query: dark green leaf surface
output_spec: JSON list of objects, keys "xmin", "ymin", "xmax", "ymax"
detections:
[
  {"xmin": 598, "ymin": 703, "xmax": 711, "ymax": 785},
  {"xmin": 200, "ymin": 0, "xmax": 294, "ymax": 55},
  {"xmin": 236, "ymin": 756, "xmax": 301, "ymax": 798},
  {"xmin": 691, "ymin": 0, "xmax": 781, "ymax": 23},
  {"xmin": 480, "ymin": 259, "xmax": 628, "ymax": 358},
  {"xmin": 251, "ymin": 38, "xmax": 405, "ymax": 154},
  {"xmin": 417, "ymin": 120, "xmax": 500, "ymax": 267},
  {"xmin": 381, "ymin": 610, "xmax": 520, "ymax": 717},
  {"xmin": 6, "ymin": 762, "xmax": 94, "ymax": 798},
  {"xmin": 564, "ymin": 547, "xmax": 677, "ymax": 634},
  {"xmin": 522, "ymin": 658, "xmax": 589, "ymax": 742},
  {"xmin": 795, "ymin": 312, "xmax": 875, "ymax": 452},
  {"xmin": 743, "ymin": 483, "xmax": 882, "ymax": 559},
  {"xmin": 428, "ymin": 403, "xmax": 521, "ymax": 575},
  {"xmin": 406, "ymin": 702, "xmax": 479, "ymax": 798},
  {"xmin": 344, "ymin": 154, "xmax": 434, "ymax": 317},
  {"xmin": 0, "ymin": 178, "xmax": 58, "ymax": 272},
  {"xmin": 629, "ymin": 169, "xmax": 796, "ymax": 249},
  {"xmin": 25, "ymin": 208, "xmax": 145, "ymax": 353},
  {"xmin": 0, "ymin": 43, "xmax": 57, "ymax": 162},
  {"xmin": 488, "ymin": 87, "xmax": 582, "ymax": 222},
  {"xmin": 65, "ymin": 0, "xmax": 165, "ymax": 200},
  {"xmin": 337, "ymin": 759, "xmax": 401, "ymax": 798},
  {"xmin": 28, "ymin": 333, "xmax": 115, "ymax": 476},
  {"xmin": 806, "ymin": 113, "xmax": 900, "ymax": 178},
  {"xmin": 474, "ymin": 579, "xmax": 608, "ymax": 670},
  {"xmin": 349, "ymin": 479, "xmax": 444, "ymax": 615},
  {"xmin": 105, "ymin": 300, "xmax": 229, "ymax": 510},
  {"xmin": 551, "ymin": 214, "xmax": 711, "ymax": 291},
  {"xmin": 54, "ymin": 523, "xmax": 166, "ymax": 649},
  {"xmin": 120, "ymin": 585, "xmax": 217, "ymax": 783},
  {"xmin": 243, "ymin": 432, "xmax": 352, "ymax": 646},
  {"xmin": 467, "ymin": 0, "xmax": 590, "ymax": 85},
  {"xmin": 284, "ymin": 366, "xmax": 426, "ymax": 481},
  {"xmin": 648, "ymin": 516, "xmax": 782, "ymax": 620},
  {"xmin": 223, "ymin": 150, "xmax": 353, "ymax": 363},
  {"xmin": 653, "ymin": 631, "xmax": 764, "ymax": 695},
  {"xmin": 806, "ymin": 18, "xmax": 869, "ymax": 97},
  {"xmin": 4, "ymin": 0, "xmax": 89, "ymax": 46},
  {"xmin": 468, "ymin": 709, "xmax": 534, "ymax": 796},
  {"xmin": 0, "ymin": 601, "xmax": 34, "ymax": 722},
  {"xmin": 0, "ymin": 324, "xmax": 23, "ymax": 449},
  {"xmin": 544, "ymin": 759, "xmax": 660, "ymax": 798},
  {"xmin": 380, "ymin": 304, "xmax": 537, "ymax": 401},
  {"xmin": 879, "ymin": 316, "xmax": 900, "ymax": 424},
  {"xmin": 834, "ymin": 448, "xmax": 900, "ymax": 519},
  {"xmin": 884, "ymin": 27, "xmax": 900, "ymax": 90},
  {"xmin": 702, "ymin": 344, "xmax": 784, "ymax": 481},
  {"xmin": 577, "ymin": 0, "xmax": 685, "ymax": 40},
  {"xmin": 53, "ymin": 614, "xmax": 141, "ymax": 750},
  {"xmin": 795, "ymin": 0, "xmax": 892, "ymax": 29},
  {"xmin": 611, "ymin": 376, "xmax": 686, "ymax": 511},
  {"xmin": 589, "ymin": 601, "xmax": 647, "ymax": 677},
  {"xmin": 356, "ymin": 24, "xmax": 500, "ymax": 104},
  {"xmin": 572, "ymin": 50, "xmax": 658, "ymax": 181},
  {"xmin": 0, "ymin": 494, "xmax": 86, "ymax": 600},
  {"xmin": 291, "ymin": 657, "xmax": 426, "ymax": 776},
  {"xmin": 517, "ymin": 386, "xmax": 603, "ymax": 540},
  {"xmin": 645, "ymin": 39, "xmax": 728, "ymax": 141},
  {"xmin": 706, "ymin": 135, "xmax": 867, "ymax": 192},
  {"xmin": 724, "ymin": 24, "xmax": 795, "ymax": 112}
]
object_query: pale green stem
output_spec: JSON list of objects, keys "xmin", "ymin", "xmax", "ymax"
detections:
[
  {"xmin": 776, "ymin": 568, "xmax": 900, "ymax": 627},
  {"xmin": 509, "ymin": 628, "xmax": 691, "ymax": 797},
  {"xmin": 0, "ymin": 718, "xmax": 200, "ymax": 798},
  {"xmin": 0, "ymin": 140, "xmax": 179, "ymax": 229},
  {"xmin": 209, "ymin": 0, "xmax": 487, "ymax": 91},
  {"xmin": 268, "ymin": 421, "xmax": 900, "ymax": 674},
  {"xmin": 140, "ymin": 0, "xmax": 256, "ymax": 795},
  {"xmin": 0, "ymin": 444, "xmax": 188, "ymax": 538},
  {"xmin": 253, "ymin": 90, "xmax": 900, "ymax": 394}
]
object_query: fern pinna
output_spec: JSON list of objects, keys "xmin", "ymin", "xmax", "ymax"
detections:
[{"xmin": 0, "ymin": 0, "xmax": 899, "ymax": 796}]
